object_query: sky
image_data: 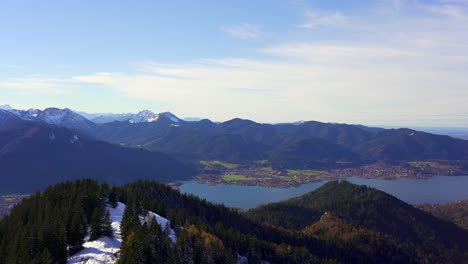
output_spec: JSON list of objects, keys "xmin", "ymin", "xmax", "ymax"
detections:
[{"xmin": 0, "ymin": 0, "xmax": 468, "ymax": 127}]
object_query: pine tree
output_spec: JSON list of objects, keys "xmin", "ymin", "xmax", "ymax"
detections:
[
  {"xmin": 121, "ymin": 203, "xmax": 140, "ymax": 241},
  {"xmin": 108, "ymin": 186, "xmax": 118, "ymax": 208},
  {"xmin": 67, "ymin": 211, "xmax": 86, "ymax": 253},
  {"xmin": 102, "ymin": 209, "xmax": 114, "ymax": 238},
  {"xmin": 90, "ymin": 206, "xmax": 103, "ymax": 240},
  {"xmin": 31, "ymin": 249, "xmax": 53, "ymax": 264},
  {"xmin": 119, "ymin": 227, "xmax": 151, "ymax": 264}
]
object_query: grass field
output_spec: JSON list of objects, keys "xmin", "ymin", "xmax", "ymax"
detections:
[
  {"xmin": 287, "ymin": 169, "xmax": 330, "ymax": 177},
  {"xmin": 222, "ymin": 174, "xmax": 250, "ymax": 182},
  {"xmin": 260, "ymin": 166, "xmax": 275, "ymax": 173},
  {"xmin": 200, "ymin": 160, "xmax": 239, "ymax": 169}
]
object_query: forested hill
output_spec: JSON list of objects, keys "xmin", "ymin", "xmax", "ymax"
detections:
[
  {"xmin": 246, "ymin": 181, "xmax": 468, "ymax": 263},
  {"xmin": 2, "ymin": 179, "xmax": 468, "ymax": 263},
  {"xmin": 0, "ymin": 123, "xmax": 195, "ymax": 194}
]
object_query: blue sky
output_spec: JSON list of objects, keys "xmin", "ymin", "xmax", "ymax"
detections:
[{"xmin": 1, "ymin": 0, "xmax": 468, "ymax": 127}]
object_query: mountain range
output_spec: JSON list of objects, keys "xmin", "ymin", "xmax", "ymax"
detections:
[
  {"xmin": 1, "ymin": 106, "xmax": 468, "ymax": 193},
  {"xmin": 0, "ymin": 122, "xmax": 195, "ymax": 194}
]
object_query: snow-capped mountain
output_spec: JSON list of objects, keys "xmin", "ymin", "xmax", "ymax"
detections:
[
  {"xmin": 128, "ymin": 110, "xmax": 160, "ymax": 123},
  {"xmin": 0, "ymin": 104, "xmax": 13, "ymax": 110},
  {"xmin": 8, "ymin": 107, "xmax": 96, "ymax": 134},
  {"xmin": 128, "ymin": 110, "xmax": 182, "ymax": 124}
]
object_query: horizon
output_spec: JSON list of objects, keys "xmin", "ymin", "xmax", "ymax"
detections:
[
  {"xmin": 1, "ymin": 0, "xmax": 468, "ymax": 127},
  {"xmin": 3, "ymin": 103, "xmax": 468, "ymax": 130}
]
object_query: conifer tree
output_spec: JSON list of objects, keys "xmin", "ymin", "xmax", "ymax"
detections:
[
  {"xmin": 102, "ymin": 209, "xmax": 114, "ymax": 238},
  {"xmin": 121, "ymin": 203, "xmax": 140, "ymax": 240},
  {"xmin": 108, "ymin": 186, "xmax": 118, "ymax": 208},
  {"xmin": 90, "ymin": 206, "xmax": 103, "ymax": 240},
  {"xmin": 67, "ymin": 211, "xmax": 86, "ymax": 253},
  {"xmin": 119, "ymin": 227, "xmax": 151, "ymax": 264},
  {"xmin": 31, "ymin": 249, "xmax": 53, "ymax": 264}
]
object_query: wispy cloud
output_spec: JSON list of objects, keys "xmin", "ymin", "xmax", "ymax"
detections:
[
  {"xmin": 220, "ymin": 23, "xmax": 263, "ymax": 39},
  {"xmin": 426, "ymin": 4, "xmax": 468, "ymax": 20},
  {"xmin": 301, "ymin": 9, "xmax": 348, "ymax": 29},
  {"xmin": 0, "ymin": 76, "xmax": 75, "ymax": 95},
  {"xmin": 3, "ymin": 0, "xmax": 468, "ymax": 126}
]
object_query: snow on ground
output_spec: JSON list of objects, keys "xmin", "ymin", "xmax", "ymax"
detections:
[
  {"xmin": 141, "ymin": 210, "xmax": 177, "ymax": 243},
  {"xmin": 67, "ymin": 202, "xmax": 125, "ymax": 264},
  {"xmin": 67, "ymin": 202, "xmax": 176, "ymax": 264},
  {"xmin": 237, "ymin": 255, "xmax": 270, "ymax": 264}
]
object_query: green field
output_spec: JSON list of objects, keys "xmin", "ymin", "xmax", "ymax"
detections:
[
  {"xmin": 287, "ymin": 169, "xmax": 330, "ymax": 177},
  {"xmin": 222, "ymin": 174, "xmax": 250, "ymax": 182},
  {"xmin": 200, "ymin": 160, "xmax": 239, "ymax": 169},
  {"xmin": 260, "ymin": 166, "xmax": 275, "ymax": 173}
]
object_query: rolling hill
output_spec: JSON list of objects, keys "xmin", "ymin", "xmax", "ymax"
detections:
[{"xmin": 246, "ymin": 180, "xmax": 468, "ymax": 263}]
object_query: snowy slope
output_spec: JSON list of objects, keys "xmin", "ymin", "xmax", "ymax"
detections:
[
  {"xmin": 140, "ymin": 211, "xmax": 177, "ymax": 243},
  {"xmin": 128, "ymin": 110, "xmax": 160, "ymax": 123},
  {"xmin": 8, "ymin": 107, "xmax": 96, "ymax": 133},
  {"xmin": 67, "ymin": 202, "xmax": 125, "ymax": 264},
  {"xmin": 68, "ymin": 202, "xmax": 176, "ymax": 264},
  {"xmin": 128, "ymin": 110, "xmax": 182, "ymax": 124}
]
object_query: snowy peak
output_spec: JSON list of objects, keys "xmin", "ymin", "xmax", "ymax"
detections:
[
  {"xmin": 128, "ymin": 110, "xmax": 181, "ymax": 124},
  {"xmin": 8, "ymin": 107, "xmax": 96, "ymax": 134},
  {"xmin": 38, "ymin": 107, "xmax": 72, "ymax": 125},
  {"xmin": 129, "ymin": 110, "xmax": 160, "ymax": 123}
]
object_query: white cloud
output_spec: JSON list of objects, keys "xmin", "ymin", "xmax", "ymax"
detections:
[
  {"xmin": 3, "ymin": 1, "xmax": 468, "ymax": 126},
  {"xmin": 220, "ymin": 23, "xmax": 263, "ymax": 39},
  {"xmin": 0, "ymin": 76, "xmax": 74, "ymax": 95},
  {"xmin": 71, "ymin": 47, "xmax": 468, "ymax": 125},
  {"xmin": 301, "ymin": 10, "xmax": 348, "ymax": 29}
]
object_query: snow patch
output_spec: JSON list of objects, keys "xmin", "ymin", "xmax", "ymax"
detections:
[
  {"xmin": 128, "ymin": 110, "xmax": 159, "ymax": 123},
  {"xmin": 140, "ymin": 210, "xmax": 177, "ymax": 243},
  {"xmin": 128, "ymin": 110, "xmax": 180, "ymax": 124},
  {"xmin": 67, "ymin": 202, "xmax": 125, "ymax": 264},
  {"xmin": 70, "ymin": 135, "xmax": 80, "ymax": 144},
  {"xmin": 237, "ymin": 254, "xmax": 248, "ymax": 264},
  {"xmin": 67, "ymin": 202, "xmax": 177, "ymax": 264}
]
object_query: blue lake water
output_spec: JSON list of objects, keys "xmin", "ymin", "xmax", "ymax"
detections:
[{"xmin": 179, "ymin": 176, "xmax": 468, "ymax": 209}]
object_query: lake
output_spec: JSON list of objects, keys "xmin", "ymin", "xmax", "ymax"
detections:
[{"xmin": 179, "ymin": 176, "xmax": 468, "ymax": 209}]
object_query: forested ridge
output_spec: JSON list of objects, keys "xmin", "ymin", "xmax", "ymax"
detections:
[{"xmin": 1, "ymin": 179, "xmax": 467, "ymax": 263}]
